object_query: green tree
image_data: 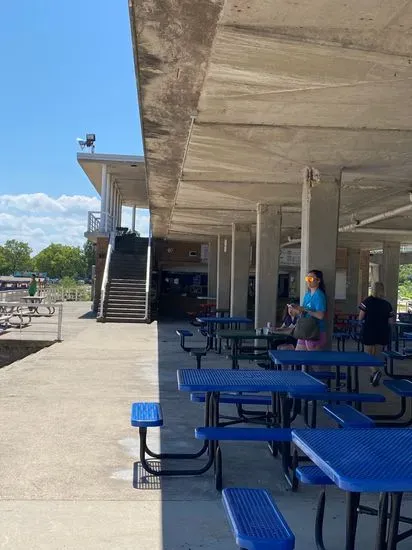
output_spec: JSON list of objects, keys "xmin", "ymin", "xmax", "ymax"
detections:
[
  {"xmin": 83, "ymin": 240, "xmax": 95, "ymax": 277},
  {"xmin": 0, "ymin": 240, "xmax": 32, "ymax": 274},
  {"xmin": 399, "ymin": 264, "xmax": 412, "ymax": 299},
  {"xmin": 0, "ymin": 246, "xmax": 7, "ymax": 275},
  {"xmin": 34, "ymin": 244, "xmax": 87, "ymax": 279}
]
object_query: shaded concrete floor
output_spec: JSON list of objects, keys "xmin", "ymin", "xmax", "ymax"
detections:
[{"xmin": 0, "ymin": 302, "xmax": 411, "ymax": 548}]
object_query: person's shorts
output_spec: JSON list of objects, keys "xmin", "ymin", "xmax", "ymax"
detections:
[{"xmin": 297, "ymin": 331, "xmax": 327, "ymax": 350}]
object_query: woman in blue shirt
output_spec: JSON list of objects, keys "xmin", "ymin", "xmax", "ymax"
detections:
[{"xmin": 289, "ymin": 270, "xmax": 327, "ymax": 351}]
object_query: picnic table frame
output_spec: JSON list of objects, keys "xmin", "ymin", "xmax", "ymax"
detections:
[
  {"xmin": 217, "ymin": 329, "xmax": 290, "ymax": 369},
  {"xmin": 393, "ymin": 321, "xmax": 412, "ymax": 352},
  {"xmin": 292, "ymin": 428, "xmax": 412, "ymax": 550},
  {"xmin": 269, "ymin": 350, "xmax": 384, "ymax": 393},
  {"xmin": 21, "ymin": 296, "xmax": 56, "ymax": 316},
  {"xmin": 196, "ymin": 316, "xmax": 253, "ymax": 352},
  {"xmin": 177, "ymin": 369, "xmax": 327, "ymax": 488}
]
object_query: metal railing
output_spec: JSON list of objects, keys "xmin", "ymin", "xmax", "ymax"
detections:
[
  {"xmin": 144, "ymin": 232, "xmax": 152, "ymax": 321},
  {"xmin": 0, "ymin": 289, "xmax": 27, "ymax": 302},
  {"xmin": 45, "ymin": 286, "xmax": 91, "ymax": 302},
  {"xmin": 87, "ymin": 211, "xmax": 115, "ymax": 233},
  {"xmin": 98, "ymin": 231, "xmax": 115, "ymax": 319},
  {"xmin": 88, "ymin": 211, "xmax": 101, "ymax": 232},
  {"xmin": 0, "ymin": 301, "xmax": 64, "ymax": 341}
]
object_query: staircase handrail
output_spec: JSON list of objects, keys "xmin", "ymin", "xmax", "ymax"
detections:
[
  {"xmin": 144, "ymin": 230, "xmax": 152, "ymax": 321},
  {"xmin": 98, "ymin": 231, "xmax": 115, "ymax": 319}
]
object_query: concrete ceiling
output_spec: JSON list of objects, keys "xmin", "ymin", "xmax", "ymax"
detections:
[
  {"xmin": 77, "ymin": 153, "xmax": 148, "ymax": 208},
  {"xmin": 129, "ymin": 0, "xmax": 412, "ymax": 248}
]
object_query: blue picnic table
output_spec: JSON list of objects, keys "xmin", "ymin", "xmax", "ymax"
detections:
[
  {"xmin": 292, "ymin": 428, "xmax": 412, "ymax": 550},
  {"xmin": 178, "ymin": 368, "xmax": 326, "ymax": 487},
  {"xmin": 269, "ymin": 350, "xmax": 384, "ymax": 393},
  {"xmin": 394, "ymin": 321, "xmax": 412, "ymax": 351}
]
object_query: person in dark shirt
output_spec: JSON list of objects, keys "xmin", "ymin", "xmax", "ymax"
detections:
[
  {"xmin": 359, "ymin": 281, "xmax": 395, "ymax": 386},
  {"xmin": 280, "ymin": 304, "xmax": 298, "ymax": 329}
]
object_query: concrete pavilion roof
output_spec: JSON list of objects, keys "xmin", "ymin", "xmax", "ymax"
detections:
[
  {"xmin": 129, "ymin": 0, "xmax": 412, "ymax": 249},
  {"xmin": 77, "ymin": 153, "xmax": 148, "ymax": 209}
]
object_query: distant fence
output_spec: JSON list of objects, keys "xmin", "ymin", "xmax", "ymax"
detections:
[
  {"xmin": 0, "ymin": 301, "xmax": 64, "ymax": 342},
  {"xmin": 45, "ymin": 286, "xmax": 91, "ymax": 303},
  {"xmin": 0, "ymin": 290, "xmax": 27, "ymax": 303}
]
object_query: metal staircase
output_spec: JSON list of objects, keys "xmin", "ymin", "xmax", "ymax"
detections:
[{"xmin": 100, "ymin": 236, "xmax": 151, "ymax": 323}]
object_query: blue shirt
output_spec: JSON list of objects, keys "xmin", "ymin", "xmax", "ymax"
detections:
[{"xmin": 302, "ymin": 289, "xmax": 327, "ymax": 332}]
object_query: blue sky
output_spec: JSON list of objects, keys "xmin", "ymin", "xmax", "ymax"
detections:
[{"xmin": 0, "ymin": 1, "xmax": 148, "ymax": 252}]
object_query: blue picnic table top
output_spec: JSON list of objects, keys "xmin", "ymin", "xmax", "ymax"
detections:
[
  {"xmin": 292, "ymin": 428, "xmax": 412, "ymax": 492},
  {"xmin": 196, "ymin": 316, "xmax": 253, "ymax": 324},
  {"xmin": 177, "ymin": 368, "xmax": 327, "ymax": 393},
  {"xmin": 269, "ymin": 350, "xmax": 384, "ymax": 367}
]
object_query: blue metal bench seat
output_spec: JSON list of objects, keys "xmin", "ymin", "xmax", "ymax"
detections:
[
  {"xmin": 222, "ymin": 488, "xmax": 295, "ymax": 550},
  {"xmin": 323, "ymin": 404, "xmax": 375, "ymax": 428},
  {"xmin": 195, "ymin": 427, "xmax": 291, "ymax": 441},
  {"xmin": 131, "ymin": 402, "xmax": 163, "ymax": 427},
  {"xmin": 295, "ymin": 465, "xmax": 333, "ymax": 486},
  {"xmin": 368, "ymin": 379, "xmax": 412, "ymax": 426},
  {"xmin": 176, "ymin": 328, "xmax": 194, "ymax": 352},
  {"xmin": 288, "ymin": 391, "xmax": 385, "ymax": 403},
  {"xmin": 131, "ymin": 402, "xmax": 211, "ymax": 477},
  {"xmin": 190, "ymin": 392, "xmax": 272, "ymax": 406},
  {"xmin": 384, "ymin": 378, "xmax": 412, "ymax": 396},
  {"xmin": 311, "ymin": 371, "xmax": 346, "ymax": 381},
  {"xmin": 176, "ymin": 329, "xmax": 193, "ymax": 337}
]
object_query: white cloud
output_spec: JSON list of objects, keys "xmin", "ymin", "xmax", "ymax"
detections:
[{"xmin": 0, "ymin": 193, "xmax": 149, "ymax": 254}]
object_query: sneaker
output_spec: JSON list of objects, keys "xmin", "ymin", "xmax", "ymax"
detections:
[{"xmin": 370, "ymin": 371, "xmax": 382, "ymax": 387}]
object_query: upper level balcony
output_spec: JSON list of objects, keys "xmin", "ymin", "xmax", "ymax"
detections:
[{"xmin": 78, "ymin": 152, "xmax": 148, "ymax": 242}]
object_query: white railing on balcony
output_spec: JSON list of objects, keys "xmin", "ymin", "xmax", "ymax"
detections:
[
  {"xmin": 87, "ymin": 211, "xmax": 115, "ymax": 233},
  {"xmin": 98, "ymin": 231, "xmax": 115, "ymax": 319},
  {"xmin": 88, "ymin": 211, "xmax": 101, "ymax": 233}
]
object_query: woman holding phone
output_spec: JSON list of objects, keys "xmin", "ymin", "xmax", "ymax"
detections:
[{"xmin": 288, "ymin": 270, "xmax": 327, "ymax": 351}]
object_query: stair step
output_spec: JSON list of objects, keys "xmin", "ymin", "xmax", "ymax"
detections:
[{"xmin": 105, "ymin": 313, "xmax": 146, "ymax": 319}]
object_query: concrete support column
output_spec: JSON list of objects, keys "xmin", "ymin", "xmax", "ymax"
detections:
[
  {"xmin": 132, "ymin": 206, "xmax": 136, "ymax": 232},
  {"xmin": 382, "ymin": 242, "xmax": 400, "ymax": 312},
  {"xmin": 113, "ymin": 188, "xmax": 120, "ymax": 228},
  {"xmin": 230, "ymin": 224, "xmax": 251, "ymax": 317},
  {"xmin": 106, "ymin": 173, "xmax": 113, "ymax": 230},
  {"xmin": 207, "ymin": 239, "xmax": 218, "ymax": 298},
  {"xmin": 370, "ymin": 263, "xmax": 381, "ymax": 287},
  {"xmin": 216, "ymin": 235, "xmax": 231, "ymax": 310},
  {"xmin": 255, "ymin": 204, "xmax": 281, "ymax": 328},
  {"xmin": 346, "ymin": 248, "xmax": 361, "ymax": 313},
  {"xmin": 300, "ymin": 168, "xmax": 341, "ymax": 345},
  {"xmin": 359, "ymin": 250, "xmax": 370, "ymax": 301},
  {"xmin": 118, "ymin": 199, "xmax": 122, "ymax": 227},
  {"xmin": 100, "ymin": 164, "xmax": 108, "ymax": 232}
]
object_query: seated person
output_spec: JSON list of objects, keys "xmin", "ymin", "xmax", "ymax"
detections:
[
  {"xmin": 276, "ymin": 305, "xmax": 297, "ymax": 350},
  {"xmin": 280, "ymin": 305, "xmax": 298, "ymax": 329}
]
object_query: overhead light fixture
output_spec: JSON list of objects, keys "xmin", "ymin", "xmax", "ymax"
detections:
[{"xmin": 77, "ymin": 133, "xmax": 96, "ymax": 153}]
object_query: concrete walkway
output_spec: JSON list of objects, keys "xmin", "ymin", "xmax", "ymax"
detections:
[{"xmin": 0, "ymin": 302, "xmax": 411, "ymax": 549}]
